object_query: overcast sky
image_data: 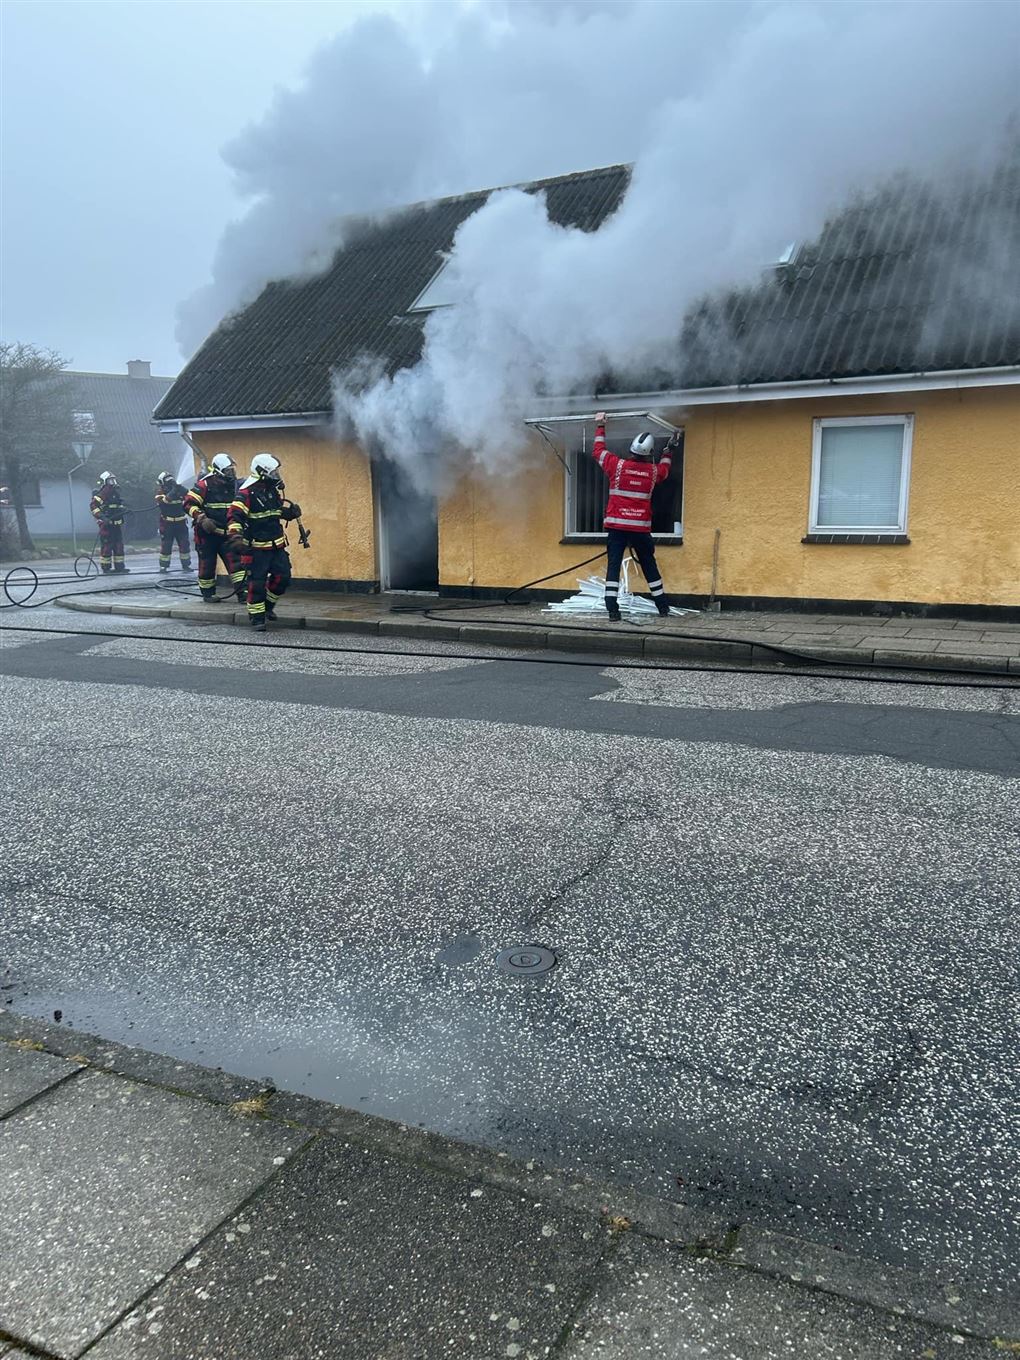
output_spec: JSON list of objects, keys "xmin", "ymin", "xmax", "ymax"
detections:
[{"xmin": 0, "ymin": 0, "xmax": 396, "ymax": 377}]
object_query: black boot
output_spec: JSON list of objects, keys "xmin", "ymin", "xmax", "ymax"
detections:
[
  {"xmin": 265, "ymin": 603, "xmax": 276, "ymax": 621},
  {"xmin": 655, "ymin": 598, "xmax": 670, "ymax": 617},
  {"xmin": 250, "ymin": 614, "xmax": 267, "ymax": 633},
  {"xmin": 201, "ymin": 593, "xmax": 219, "ymax": 604},
  {"xmin": 101, "ymin": 565, "xmax": 113, "ymax": 574},
  {"xmin": 114, "ymin": 565, "xmax": 130, "ymax": 573},
  {"xmin": 606, "ymin": 603, "xmax": 622, "ymax": 622},
  {"xmin": 159, "ymin": 566, "xmax": 169, "ymax": 574}
]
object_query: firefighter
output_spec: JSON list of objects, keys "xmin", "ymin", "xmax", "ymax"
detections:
[
  {"xmin": 227, "ymin": 452, "xmax": 301, "ymax": 632},
  {"xmin": 593, "ymin": 412, "xmax": 680, "ymax": 621},
  {"xmin": 89, "ymin": 471, "xmax": 129, "ymax": 573},
  {"xmin": 184, "ymin": 453, "xmax": 246, "ymax": 603},
  {"xmin": 154, "ymin": 471, "xmax": 192, "ymax": 573}
]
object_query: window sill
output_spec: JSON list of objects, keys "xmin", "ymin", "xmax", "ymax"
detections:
[
  {"xmin": 803, "ymin": 533, "xmax": 910, "ymax": 545},
  {"xmin": 561, "ymin": 535, "xmax": 684, "ymax": 547}
]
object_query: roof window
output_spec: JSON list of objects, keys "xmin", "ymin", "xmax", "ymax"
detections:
[
  {"xmin": 775, "ymin": 241, "xmax": 800, "ymax": 268},
  {"xmin": 408, "ymin": 261, "xmax": 458, "ymax": 313}
]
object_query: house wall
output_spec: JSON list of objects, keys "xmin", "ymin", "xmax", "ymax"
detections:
[
  {"xmin": 441, "ymin": 386, "xmax": 1020, "ymax": 611},
  {"xmin": 187, "ymin": 428, "xmax": 378, "ymax": 588},
  {"xmin": 25, "ymin": 479, "xmax": 93, "ymax": 538}
]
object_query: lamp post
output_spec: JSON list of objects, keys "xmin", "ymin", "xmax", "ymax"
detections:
[{"xmin": 69, "ymin": 439, "xmax": 93, "ymax": 551}]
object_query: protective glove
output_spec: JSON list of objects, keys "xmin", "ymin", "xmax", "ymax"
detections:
[
  {"xmin": 198, "ymin": 514, "xmax": 220, "ymax": 534},
  {"xmin": 282, "ymin": 502, "xmax": 301, "ymax": 520}
]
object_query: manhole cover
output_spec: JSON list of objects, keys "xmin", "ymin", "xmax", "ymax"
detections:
[{"xmin": 496, "ymin": 945, "xmax": 558, "ymax": 977}]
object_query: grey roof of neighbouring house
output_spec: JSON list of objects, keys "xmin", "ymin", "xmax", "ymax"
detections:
[
  {"xmin": 70, "ymin": 369, "xmax": 175, "ymax": 454},
  {"xmin": 155, "ymin": 154, "xmax": 1020, "ymax": 422}
]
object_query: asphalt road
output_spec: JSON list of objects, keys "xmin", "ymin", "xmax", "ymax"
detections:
[{"xmin": 2, "ymin": 576, "xmax": 1018, "ymax": 1304}]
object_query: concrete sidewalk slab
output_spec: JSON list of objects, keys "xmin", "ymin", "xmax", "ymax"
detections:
[
  {"xmin": 55, "ymin": 587, "xmax": 1020, "ymax": 678},
  {"xmin": 90, "ymin": 1135, "xmax": 607, "ymax": 1360},
  {"xmin": 0, "ymin": 1068, "xmax": 306, "ymax": 1359},
  {"xmin": 0, "ymin": 1043, "xmax": 77, "ymax": 1116},
  {"xmin": 730, "ymin": 1227, "xmax": 1015, "ymax": 1342},
  {"xmin": 1, "ymin": 1025, "xmax": 1017, "ymax": 1360},
  {"xmin": 564, "ymin": 1236, "xmax": 1000, "ymax": 1358}
]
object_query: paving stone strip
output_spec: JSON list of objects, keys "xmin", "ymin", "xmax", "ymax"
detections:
[
  {"xmin": 56, "ymin": 592, "xmax": 1020, "ymax": 677},
  {"xmin": 1, "ymin": 1017, "xmax": 1017, "ymax": 1359}
]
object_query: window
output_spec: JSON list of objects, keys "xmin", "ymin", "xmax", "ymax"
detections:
[
  {"xmin": 809, "ymin": 416, "xmax": 912, "ymax": 533},
  {"xmin": 20, "ymin": 475, "xmax": 42, "ymax": 507},
  {"xmin": 566, "ymin": 434, "xmax": 684, "ymax": 539}
]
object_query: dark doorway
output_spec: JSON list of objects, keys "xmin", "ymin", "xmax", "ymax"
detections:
[{"xmin": 374, "ymin": 457, "xmax": 439, "ymax": 591}]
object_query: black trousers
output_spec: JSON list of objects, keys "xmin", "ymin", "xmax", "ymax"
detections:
[
  {"xmin": 196, "ymin": 531, "xmax": 245, "ymax": 599},
  {"xmin": 97, "ymin": 521, "xmax": 125, "ymax": 569},
  {"xmin": 247, "ymin": 547, "xmax": 292, "ymax": 617},
  {"xmin": 159, "ymin": 519, "xmax": 191, "ymax": 568},
  {"xmin": 605, "ymin": 530, "xmax": 665, "ymax": 606}
]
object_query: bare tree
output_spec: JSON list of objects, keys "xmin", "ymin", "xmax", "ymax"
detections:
[{"xmin": 0, "ymin": 341, "xmax": 74, "ymax": 554}]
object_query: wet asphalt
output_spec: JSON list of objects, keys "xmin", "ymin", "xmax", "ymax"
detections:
[{"xmin": 1, "ymin": 577, "xmax": 1018, "ymax": 1303}]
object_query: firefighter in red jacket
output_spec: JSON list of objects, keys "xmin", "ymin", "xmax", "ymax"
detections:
[
  {"xmin": 154, "ymin": 472, "xmax": 192, "ymax": 573},
  {"xmin": 183, "ymin": 453, "xmax": 246, "ymax": 602},
  {"xmin": 593, "ymin": 412, "xmax": 680, "ymax": 621},
  {"xmin": 89, "ymin": 471, "xmax": 129, "ymax": 573},
  {"xmin": 226, "ymin": 453, "xmax": 300, "ymax": 632}
]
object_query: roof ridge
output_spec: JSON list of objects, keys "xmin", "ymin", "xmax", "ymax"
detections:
[
  {"xmin": 380, "ymin": 162, "xmax": 632, "ymax": 220},
  {"xmin": 67, "ymin": 368, "xmax": 176, "ymax": 380}
]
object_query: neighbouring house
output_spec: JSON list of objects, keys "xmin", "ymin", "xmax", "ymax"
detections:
[
  {"xmin": 154, "ymin": 159, "xmax": 1020, "ymax": 617},
  {"xmin": 25, "ymin": 361, "xmax": 185, "ymax": 544}
]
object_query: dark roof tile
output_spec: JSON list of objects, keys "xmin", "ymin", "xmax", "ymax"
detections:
[
  {"xmin": 68, "ymin": 370, "xmax": 174, "ymax": 453},
  {"xmin": 157, "ymin": 156, "xmax": 1020, "ymax": 420}
]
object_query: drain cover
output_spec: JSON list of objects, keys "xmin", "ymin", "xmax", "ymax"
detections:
[{"xmin": 497, "ymin": 945, "xmax": 558, "ymax": 977}]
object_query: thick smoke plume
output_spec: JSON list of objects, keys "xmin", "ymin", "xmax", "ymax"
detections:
[{"xmin": 184, "ymin": 0, "xmax": 1020, "ymax": 476}]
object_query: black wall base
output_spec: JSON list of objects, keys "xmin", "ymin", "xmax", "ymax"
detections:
[
  {"xmin": 437, "ymin": 582, "xmax": 1020, "ymax": 623},
  {"xmin": 292, "ymin": 577, "xmax": 379, "ymax": 595}
]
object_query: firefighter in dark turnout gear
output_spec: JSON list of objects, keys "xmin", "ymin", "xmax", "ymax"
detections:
[
  {"xmin": 90, "ymin": 472, "xmax": 129, "ymax": 573},
  {"xmin": 227, "ymin": 452, "xmax": 300, "ymax": 632},
  {"xmin": 154, "ymin": 472, "xmax": 192, "ymax": 573},
  {"xmin": 183, "ymin": 453, "xmax": 246, "ymax": 602}
]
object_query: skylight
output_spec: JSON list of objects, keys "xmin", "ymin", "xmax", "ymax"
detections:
[{"xmin": 408, "ymin": 261, "xmax": 458, "ymax": 313}]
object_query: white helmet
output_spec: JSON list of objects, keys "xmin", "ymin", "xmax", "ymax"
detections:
[
  {"xmin": 210, "ymin": 453, "xmax": 235, "ymax": 474},
  {"xmin": 98, "ymin": 470, "xmax": 117, "ymax": 485},
  {"xmin": 630, "ymin": 432, "xmax": 655, "ymax": 458},
  {"xmin": 157, "ymin": 470, "xmax": 173, "ymax": 483},
  {"xmin": 251, "ymin": 452, "xmax": 281, "ymax": 481}
]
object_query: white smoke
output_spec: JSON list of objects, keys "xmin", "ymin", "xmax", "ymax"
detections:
[{"xmin": 183, "ymin": 0, "xmax": 1020, "ymax": 475}]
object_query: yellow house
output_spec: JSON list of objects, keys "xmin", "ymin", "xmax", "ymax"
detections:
[{"xmin": 155, "ymin": 163, "xmax": 1020, "ymax": 619}]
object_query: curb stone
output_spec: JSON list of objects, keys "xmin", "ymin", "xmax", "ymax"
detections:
[
  {"xmin": 53, "ymin": 595, "xmax": 1020, "ymax": 677},
  {"xmin": 2, "ymin": 1012, "xmax": 1016, "ymax": 1343}
]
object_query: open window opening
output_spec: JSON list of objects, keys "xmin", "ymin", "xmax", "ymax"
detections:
[
  {"xmin": 524, "ymin": 412, "xmax": 684, "ymax": 543},
  {"xmin": 565, "ymin": 433, "xmax": 684, "ymax": 540}
]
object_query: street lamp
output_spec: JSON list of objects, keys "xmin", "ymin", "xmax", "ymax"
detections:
[{"xmin": 69, "ymin": 436, "xmax": 94, "ymax": 552}]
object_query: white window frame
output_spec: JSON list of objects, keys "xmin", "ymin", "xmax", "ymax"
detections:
[
  {"xmin": 564, "ymin": 440, "xmax": 684, "ymax": 541},
  {"xmin": 809, "ymin": 414, "xmax": 913, "ymax": 534}
]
